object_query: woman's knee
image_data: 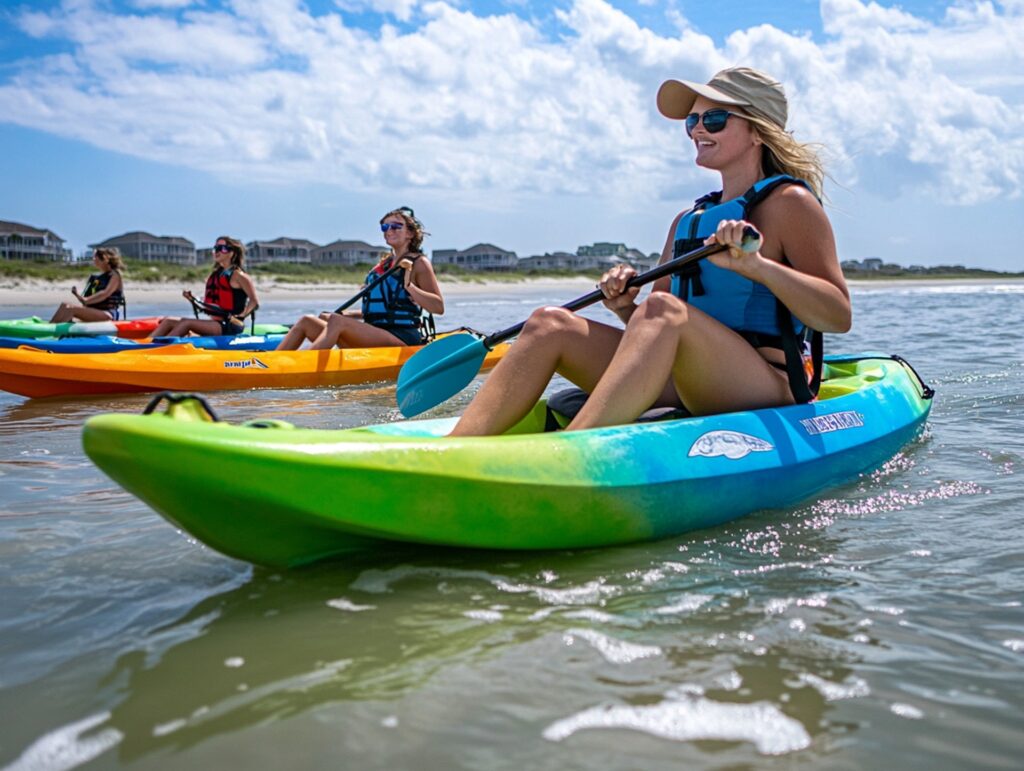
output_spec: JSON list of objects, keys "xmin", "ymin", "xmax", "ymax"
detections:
[
  {"xmin": 521, "ymin": 306, "xmax": 583, "ymax": 339},
  {"xmin": 634, "ymin": 292, "xmax": 689, "ymax": 327}
]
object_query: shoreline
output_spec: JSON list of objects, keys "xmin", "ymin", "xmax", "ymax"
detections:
[
  {"xmin": 0, "ymin": 276, "xmax": 600, "ymax": 308},
  {"xmin": 1, "ymin": 275, "xmax": 1021, "ymax": 309}
]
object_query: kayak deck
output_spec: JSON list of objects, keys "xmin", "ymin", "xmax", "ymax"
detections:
[{"xmin": 82, "ymin": 354, "xmax": 934, "ymax": 567}]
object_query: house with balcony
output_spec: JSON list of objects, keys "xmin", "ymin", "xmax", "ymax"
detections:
[
  {"xmin": 91, "ymin": 231, "xmax": 196, "ymax": 264},
  {"xmin": 432, "ymin": 244, "xmax": 518, "ymax": 271},
  {"xmin": 576, "ymin": 242, "xmax": 657, "ymax": 271},
  {"xmin": 518, "ymin": 252, "xmax": 614, "ymax": 271},
  {"xmin": 1, "ymin": 220, "xmax": 73, "ymax": 261},
  {"xmin": 313, "ymin": 240, "xmax": 389, "ymax": 266},
  {"xmin": 245, "ymin": 237, "xmax": 320, "ymax": 264}
]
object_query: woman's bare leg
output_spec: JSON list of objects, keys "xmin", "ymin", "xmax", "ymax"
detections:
[
  {"xmin": 167, "ymin": 319, "xmax": 223, "ymax": 337},
  {"xmin": 69, "ymin": 306, "xmax": 115, "ymax": 322},
  {"xmin": 451, "ymin": 306, "xmax": 624, "ymax": 437},
  {"xmin": 275, "ymin": 316, "xmax": 327, "ymax": 350},
  {"xmin": 309, "ymin": 315, "xmax": 407, "ymax": 350},
  {"xmin": 150, "ymin": 318, "xmax": 183, "ymax": 337},
  {"xmin": 568, "ymin": 293, "xmax": 794, "ymax": 430},
  {"xmin": 50, "ymin": 303, "xmax": 87, "ymax": 323}
]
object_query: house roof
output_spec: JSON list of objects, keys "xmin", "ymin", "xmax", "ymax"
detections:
[{"xmin": 0, "ymin": 220, "xmax": 62, "ymax": 240}]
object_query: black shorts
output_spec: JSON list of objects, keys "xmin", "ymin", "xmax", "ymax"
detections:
[
  {"xmin": 219, "ymin": 318, "xmax": 244, "ymax": 336},
  {"xmin": 377, "ymin": 325, "xmax": 425, "ymax": 346}
]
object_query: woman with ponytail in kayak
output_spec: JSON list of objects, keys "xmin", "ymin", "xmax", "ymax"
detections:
[
  {"xmin": 275, "ymin": 207, "xmax": 444, "ymax": 350},
  {"xmin": 452, "ymin": 66, "xmax": 851, "ymax": 436},
  {"xmin": 49, "ymin": 248, "xmax": 126, "ymax": 322},
  {"xmin": 150, "ymin": 236, "xmax": 259, "ymax": 338}
]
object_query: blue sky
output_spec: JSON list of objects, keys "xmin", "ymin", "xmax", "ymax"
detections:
[{"xmin": 1, "ymin": 0, "xmax": 1022, "ymax": 270}]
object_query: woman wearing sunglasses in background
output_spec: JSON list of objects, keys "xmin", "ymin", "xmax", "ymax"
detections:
[
  {"xmin": 275, "ymin": 207, "xmax": 444, "ymax": 350},
  {"xmin": 150, "ymin": 236, "xmax": 259, "ymax": 338},
  {"xmin": 451, "ymin": 66, "xmax": 850, "ymax": 436},
  {"xmin": 49, "ymin": 247, "xmax": 126, "ymax": 322}
]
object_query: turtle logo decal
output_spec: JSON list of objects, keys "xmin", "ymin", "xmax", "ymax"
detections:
[{"xmin": 688, "ymin": 430, "xmax": 774, "ymax": 460}]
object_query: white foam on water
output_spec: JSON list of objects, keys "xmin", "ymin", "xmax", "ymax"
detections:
[
  {"xmin": 4, "ymin": 712, "xmax": 122, "ymax": 771},
  {"xmin": 798, "ymin": 673, "xmax": 871, "ymax": 701},
  {"xmin": 654, "ymin": 594, "xmax": 712, "ymax": 615},
  {"xmin": 326, "ymin": 597, "xmax": 376, "ymax": 612},
  {"xmin": 464, "ymin": 609, "xmax": 503, "ymax": 621},
  {"xmin": 350, "ymin": 565, "xmax": 616, "ymax": 605},
  {"xmin": 891, "ymin": 703, "xmax": 924, "ymax": 719},
  {"xmin": 563, "ymin": 628, "xmax": 661, "ymax": 664},
  {"xmin": 543, "ymin": 696, "xmax": 810, "ymax": 755}
]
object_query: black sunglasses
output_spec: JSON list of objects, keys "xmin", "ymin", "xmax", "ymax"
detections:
[
  {"xmin": 685, "ymin": 109, "xmax": 743, "ymax": 137},
  {"xmin": 213, "ymin": 244, "xmax": 233, "ymax": 254}
]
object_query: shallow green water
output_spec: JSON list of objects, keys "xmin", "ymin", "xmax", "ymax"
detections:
[{"xmin": 1, "ymin": 284, "xmax": 1021, "ymax": 769}]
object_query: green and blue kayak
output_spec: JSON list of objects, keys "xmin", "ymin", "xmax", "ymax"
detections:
[
  {"xmin": 0, "ymin": 316, "xmax": 289, "ymax": 340},
  {"xmin": 82, "ymin": 354, "xmax": 933, "ymax": 568}
]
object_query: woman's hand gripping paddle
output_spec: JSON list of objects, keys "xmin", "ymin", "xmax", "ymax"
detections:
[
  {"xmin": 396, "ymin": 227, "xmax": 762, "ymax": 417},
  {"xmin": 331, "ymin": 259, "xmax": 407, "ymax": 314}
]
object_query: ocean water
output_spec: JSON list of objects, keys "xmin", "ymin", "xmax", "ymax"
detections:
[{"xmin": 0, "ymin": 282, "xmax": 1022, "ymax": 769}]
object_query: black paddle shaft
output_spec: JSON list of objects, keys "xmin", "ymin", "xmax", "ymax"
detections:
[
  {"xmin": 481, "ymin": 226, "xmax": 760, "ymax": 349},
  {"xmin": 333, "ymin": 258, "xmax": 410, "ymax": 314}
]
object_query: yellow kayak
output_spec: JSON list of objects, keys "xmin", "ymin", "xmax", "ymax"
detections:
[{"xmin": 0, "ymin": 340, "xmax": 508, "ymax": 399}]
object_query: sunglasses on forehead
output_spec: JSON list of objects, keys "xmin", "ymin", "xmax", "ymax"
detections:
[{"xmin": 685, "ymin": 109, "xmax": 743, "ymax": 137}]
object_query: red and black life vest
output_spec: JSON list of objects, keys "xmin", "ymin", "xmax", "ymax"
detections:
[{"xmin": 204, "ymin": 267, "xmax": 247, "ymax": 315}]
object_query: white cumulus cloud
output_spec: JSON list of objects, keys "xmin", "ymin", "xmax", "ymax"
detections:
[{"xmin": 1, "ymin": 0, "xmax": 1021, "ymax": 208}]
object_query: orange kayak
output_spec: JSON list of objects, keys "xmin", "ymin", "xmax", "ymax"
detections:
[{"xmin": 0, "ymin": 341, "xmax": 508, "ymax": 399}]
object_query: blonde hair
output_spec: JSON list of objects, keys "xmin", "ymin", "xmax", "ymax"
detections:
[
  {"xmin": 215, "ymin": 235, "xmax": 245, "ymax": 269},
  {"xmin": 380, "ymin": 207, "xmax": 426, "ymax": 254},
  {"xmin": 94, "ymin": 247, "xmax": 124, "ymax": 271},
  {"xmin": 742, "ymin": 112, "xmax": 826, "ymax": 200}
]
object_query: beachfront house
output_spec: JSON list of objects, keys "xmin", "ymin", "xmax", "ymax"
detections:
[
  {"xmin": 245, "ymin": 237, "xmax": 320, "ymax": 264},
  {"xmin": 0, "ymin": 220, "xmax": 73, "ymax": 261},
  {"xmin": 432, "ymin": 244, "xmax": 518, "ymax": 271},
  {"xmin": 519, "ymin": 252, "xmax": 615, "ymax": 271},
  {"xmin": 92, "ymin": 232, "xmax": 196, "ymax": 264},
  {"xmin": 313, "ymin": 240, "xmax": 389, "ymax": 266}
]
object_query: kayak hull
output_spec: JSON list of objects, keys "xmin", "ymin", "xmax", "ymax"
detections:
[
  {"xmin": 0, "ymin": 316, "xmax": 288, "ymax": 340},
  {"xmin": 0, "ymin": 334, "xmax": 287, "ymax": 354},
  {"xmin": 83, "ymin": 355, "xmax": 933, "ymax": 567},
  {"xmin": 0, "ymin": 342, "xmax": 508, "ymax": 398}
]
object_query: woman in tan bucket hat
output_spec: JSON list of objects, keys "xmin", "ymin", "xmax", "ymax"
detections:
[{"xmin": 451, "ymin": 67, "xmax": 850, "ymax": 436}]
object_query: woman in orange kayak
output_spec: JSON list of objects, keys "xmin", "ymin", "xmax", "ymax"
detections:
[
  {"xmin": 275, "ymin": 207, "xmax": 444, "ymax": 350},
  {"xmin": 49, "ymin": 248, "xmax": 126, "ymax": 322},
  {"xmin": 150, "ymin": 236, "xmax": 259, "ymax": 338}
]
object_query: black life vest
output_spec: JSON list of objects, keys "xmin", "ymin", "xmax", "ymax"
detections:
[
  {"xmin": 83, "ymin": 271, "xmax": 124, "ymax": 311},
  {"xmin": 204, "ymin": 267, "xmax": 247, "ymax": 315}
]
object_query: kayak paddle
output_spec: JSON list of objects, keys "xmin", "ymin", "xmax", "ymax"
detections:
[{"xmin": 396, "ymin": 227, "xmax": 762, "ymax": 417}]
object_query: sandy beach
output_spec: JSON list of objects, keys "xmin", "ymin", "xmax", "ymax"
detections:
[
  {"xmin": 1, "ymin": 275, "xmax": 1021, "ymax": 308},
  {"xmin": 0, "ymin": 276, "xmax": 601, "ymax": 308}
]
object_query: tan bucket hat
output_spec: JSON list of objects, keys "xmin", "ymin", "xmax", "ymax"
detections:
[{"xmin": 657, "ymin": 66, "xmax": 788, "ymax": 129}]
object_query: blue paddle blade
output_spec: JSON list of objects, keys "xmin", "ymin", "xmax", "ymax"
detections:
[{"xmin": 396, "ymin": 333, "xmax": 490, "ymax": 417}]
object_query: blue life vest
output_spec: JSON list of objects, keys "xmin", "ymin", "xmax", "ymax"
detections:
[
  {"xmin": 670, "ymin": 174, "xmax": 823, "ymax": 403},
  {"xmin": 670, "ymin": 174, "xmax": 809, "ymax": 337},
  {"xmin": 84, "ymin": 270, "xmax": 124, "ymax": 311},
  {"xmin": 361, "ymin": 258, "xmax": 425, "ymax": 330}
]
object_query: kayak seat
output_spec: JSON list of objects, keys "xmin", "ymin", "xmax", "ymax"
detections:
[{"xmin": 544, "ymin": 387, "xmax": 691, "ymax": 431}]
